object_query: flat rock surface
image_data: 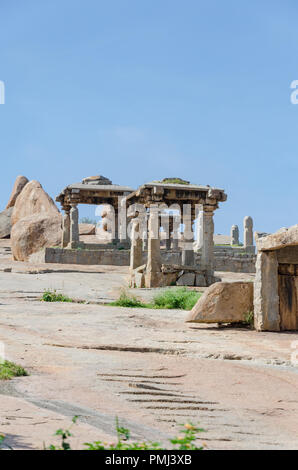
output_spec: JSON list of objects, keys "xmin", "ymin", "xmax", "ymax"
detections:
[{"xmin": 0, "ymin": 240, "xmax": 298, "ymax": 450}]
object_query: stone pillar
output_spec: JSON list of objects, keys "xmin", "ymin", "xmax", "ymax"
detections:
[
  {"xmin": 182, "ymin": 205, "xmax": 195, "ymax": 266},
  {"xmin": 68, "ymin": 203, "xmax": 80, "ymax": 248},
  {"xmin": 145, "ymin": 206, "xmax": 162, "ymax": 288},
  {"xmin": 171, "ymin": 216, "xmax": 179, "ymax": 250},
  {"xmin": 113, "ymin": 209, "xmax": 119, "ymax": 244},
  {"xmin": 119, "ymin": 197, "xmax": 127, "ymax": 244},
  {"xmin": 130, "ymin": 219, "xmax": 143, "ymax": 270},
  {"xmin": 61, "ymin": 207, "xmax": 70, "ymax": 248},
  {"xmin": 230, "ymin": 225, "xmax": 239, "ymax": 246},
  {"xmin": 244, "ymin": 216, "xmax": 253, "ymax": 248},
  {"xmin": 254, "ymin": 251, "xmax": 280, "ymax": 331},
  {"xmin": 142, "ymin": 228, "xmax": 148, "ymax": 251},
  {"xmin": 201, "ymin": 207, "xmax": 215, "ymax": 275},
  {"xmin": 194, "ymin": 210, "xmax": 204, "ymax": 251}
]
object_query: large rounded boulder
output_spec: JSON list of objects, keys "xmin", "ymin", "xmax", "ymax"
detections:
[
  {"xmin": 11, "ymin": 180, "xmax": 59, "ymax": 226},
  {"xmin": 11, "ymin": 213, "xmax": 62, "ymax": 261}
]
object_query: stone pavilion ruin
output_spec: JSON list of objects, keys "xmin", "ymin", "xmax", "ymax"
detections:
[
  {"xmin": 126, "ymin": 179, "xmax": 227, "ymax": 287},
  {"xmin": 56, "ymin": 175, "xmax": 134, "ymax": 249}
]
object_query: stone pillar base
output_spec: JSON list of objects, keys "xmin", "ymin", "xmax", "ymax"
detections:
[
  {"xmin": 182, "ymin": 249, "xmax": 195, "ymax": 266},
  {"xmin": 145, "ymin": 272, "xmax": 162, "ymax": 288},
  {"xmin": 67, "ymin": 241, "xmax": 85, "ymax": 250}
]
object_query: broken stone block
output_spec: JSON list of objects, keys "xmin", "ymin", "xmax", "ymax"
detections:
[
  {"xmin": 195, "ymin": 274, "xmax": 207, "ymax": 287},
  {"xmin": 186, "ymin": 281, "xmax": 254, "ymax": 324},
  {"xmin": 176, "ymin": 273, "xmax": 195, "ymax": 286},
  {"xmin": 134, "ymin": 272, "xmax": 145, "ymax": 288}
]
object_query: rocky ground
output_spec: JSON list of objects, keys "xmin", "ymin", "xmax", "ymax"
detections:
[{"xmin": 0, "ymin": 239, "xmax": 298, "ymax": 450}]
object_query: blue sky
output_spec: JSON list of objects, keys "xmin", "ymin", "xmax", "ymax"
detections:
[{"xmin": 0, "ymin": 0, "xmax": 298, "ymax": 239}]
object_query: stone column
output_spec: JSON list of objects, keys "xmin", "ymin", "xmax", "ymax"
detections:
[
  {"xmin": 201, "ymin": 207, "xmax": 215, "ymax": 275},
  {"xmin": 61, "ymin": 207, "xmax": 71, "ymax": 248},
  {"xmin": 113, "ymin": 209, "xmax": 119, "ymax": 244},
  {"xmin": 230, "ymin": 225, "xmax": 239, "ymax": 246},
  {"xmin": 164, "ymin": 215, "xmax": 171, "ymax": 251},
  {"xmin": 130, "ymin": 219, "xmax": 143, "ymax": 270},
  {"xmin": 145, "ymin": 206, "xmax": 162, "ymax": 288},
  {"xmin": 194, "ymin": 210, "xmax": 204, "ymax": 251},
  {"xmin": 254, "ymin": 251, "xmax": 280, "ymax": 331},
  {"xmin": 182, "ymin": 205, "xmax": 195, "ymax": 266},
  {"xmin": 182, "ymin": 235, "xmax": 195, "ymax": 266},
  {"xmin": 142, "ymin": 228, "xmax": 148, "ymax": 251},
  {"xmin": 119, "ymin": 197, "xmax": 128, "ymax": 245},
  {"xmin": 68, "ymin": 203, "xmax": 80, "ymax": 248},
  {"xmin": 244, "ymin": 216, "xmax": 253, "ymax": 248},
  {"xmin": 166, "ymin": 217, "xmax": 173, "ymax": 251},
  {"xmin": 171, "ymin": 215, "xmax": 180, "ymax": 250}
]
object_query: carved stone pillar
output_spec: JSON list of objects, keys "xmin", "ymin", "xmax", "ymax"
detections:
[
  {"xmin": 113, "ymin": 209, "xmax": 119, "ymax": 244},
  {"xmin": 145, "ymin": 206, "xmax": 162, "ymax": 288},
  {"xmin": 182, "ymin": 205, "xmax": 194, "ymax": 266},
  {"xmin": 119, "ymin": 197, "xmax": 128, "ymax": 245},
  {"xmin": 61, "ymin": 207, "xmax": 70, "ymax": 248},
  {"xmin": 201, "ymin": 206, "xmax": 215, "ymax": 275},
  {"xmin": 68, "ymin": 203, "xmax": 80, "ymax": 248},
  {"xmin": 244, "ymin": 216, "xmax": 253, "ymax": 248},
  {"xmin": 231, "ymin": 224, "xmax": 239, "ymax": 246},
  {"xmin": 194, "ymin": 210, "xmax": 203, "ymax": 251},
  {"xmin": 130, "ymin": 219, "xmax": 143, "ymax": 270}
]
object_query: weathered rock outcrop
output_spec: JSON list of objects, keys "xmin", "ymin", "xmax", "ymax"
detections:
[
  {"xmin": 6, "ymin": 175, "xmax": 29, "ymax": 209},
  {"xmin": 79, "ymin": 224, "xmax": 96, "ymax": 236},
  {"xmin": 11, "ymin": 180, "xmax": 59, "ymax": 226},
  {"xmin": 11, "ymin": 213, "xmax": 62, "ymax": 261},
  {"xmin": 186, "ymin": 281, "xmax": 254, "ymax": 324},
  {"xmin": 0, "ymin": 207, "xmax": 13, "ymax": 239}
]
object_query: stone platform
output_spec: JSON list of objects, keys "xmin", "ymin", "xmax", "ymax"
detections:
[{"xmin": 31, "ymin": 245, "xmax": 256, "ymax": 274}]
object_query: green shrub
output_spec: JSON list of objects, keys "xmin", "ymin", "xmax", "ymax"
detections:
[
  {"xmin": 0, "ymin": 360, "xmax": 28, "ymax": 380},
  {"xmin": 153, "ymin": 288, "xmax": 201, "ymax": 310},
  {"xmin": 41, "ymin": 290, "xmax": 74, "ymax": 303},
  {"xmin": 47, "ymin": 417, "xmax": 204, "ymax": 450}
]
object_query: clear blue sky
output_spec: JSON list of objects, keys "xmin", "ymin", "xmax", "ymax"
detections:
[{"xmin": 0, "ymin": 0, "xmax": 297, "ymax": 238}]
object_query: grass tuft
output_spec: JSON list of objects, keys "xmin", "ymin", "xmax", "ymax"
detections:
[
  {"xmin": 244, "ymin": 311, "xmax": 254, "ymax": 328},
  {"xmin": 153, "ymin": 288, "xmax": 201, "ymax": 310},
  {"xmin": 110, "ymin": 288, "xmax": 201, "ymax": 311},
  {"xmin": 110, "ymin": 292, "xmax": 145, "ymax": 308},
  {"xmin": 41, "ymin": 290, "xmax": 74, "ymax": 303},
  {"xmin": 0, "ymin": 360, "xmax": 28, "ymax": 380}
]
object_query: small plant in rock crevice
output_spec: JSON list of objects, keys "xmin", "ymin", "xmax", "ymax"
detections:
[
  {"xmin": 0, "ymin": 360, "xmax": 28, "ymax": 380},
  {"xmin": 244, "ymin": 311, "xmax": 254, "ymax": 328}
]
